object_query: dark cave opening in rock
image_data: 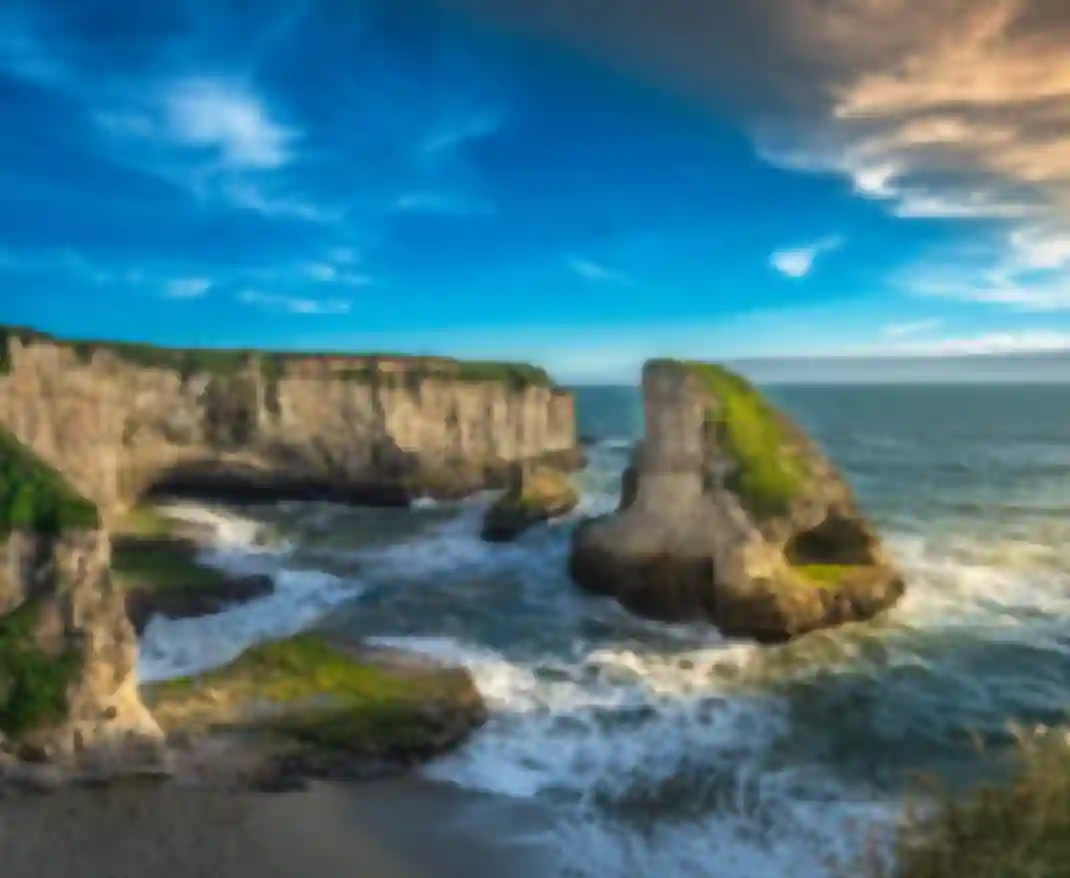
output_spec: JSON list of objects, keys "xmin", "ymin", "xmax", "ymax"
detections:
[{"xmin": 783, "ymin": 513, "xmax": 878, "ymax": 566}]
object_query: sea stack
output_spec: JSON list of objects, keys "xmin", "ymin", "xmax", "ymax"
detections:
[
  {"xmin": 568, "ymin": 359, "xmax": 904, "ymax": 643},
  {"xmin": 0, "ymin": 428, "xmax": 165, "ymax": 779}
]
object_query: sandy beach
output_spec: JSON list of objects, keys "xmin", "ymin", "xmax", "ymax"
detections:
[{"xmin": 0, "ymin": 777, "xmax": 558, "ymax": 878}]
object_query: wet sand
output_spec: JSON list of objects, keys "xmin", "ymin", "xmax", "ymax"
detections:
[{"xmin": 0, "ymin": 777, "xmax": 559, "ymax": 878}]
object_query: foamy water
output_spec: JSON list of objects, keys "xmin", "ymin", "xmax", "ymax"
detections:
[{"xmin": 133, "ymin": 384, "xmax": 1070, "ymax": 877}]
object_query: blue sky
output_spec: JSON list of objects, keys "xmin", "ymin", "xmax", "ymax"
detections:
[{"xmin": 2, "ymin": 0, "xmax": 1070, "ymax": 383}]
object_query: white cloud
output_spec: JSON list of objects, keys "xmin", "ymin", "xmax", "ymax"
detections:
[
  {"xmin": 882, "ymin": 318, "xmax": 943, "ymax": 338},
  {"xmin": 164, "ymin": 277, "xmax": 212, "ymax": 299},
  {"xmin": 164, "ymin": 78, "xmax": 296, "ymax": 170},
  {"xmin": 565, "ymin": 255, "xmax": 634, "ymax": 285},
  {"xmin": 770, "ymin": 236, "xmax": 842, "ymax": 278},
  {"xmin": 238, "ymin": 289, "xmax": 351, "ymax": 315}
]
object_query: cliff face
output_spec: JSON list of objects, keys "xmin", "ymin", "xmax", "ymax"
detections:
[
  {"xmin": 569, "ymin": 360, "xmax": 904, "ymax": 642},
  {"xmin": 0, "ymin": 430, "xmax": 163, "ymax": 770},
  {"xmin": 0, "ymin": 331, "xmax": 580, "ymax": 516}
]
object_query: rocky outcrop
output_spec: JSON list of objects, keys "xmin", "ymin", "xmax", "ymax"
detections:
[
  {"xmin": 481, "ymin": 464, "xmax": 579, "ymax": 542},
  {"xmin": 142, "ymin": 632, "xmax": 488, "ymax": 789},
  {"xmin": 0, "ymin": 327, "xmax": 582, "ymax": 519},
  {"xmin": 0, "ymin": 430, "xmax": 164, "ymax": 779},
  {"xmin": 569, "ymin": 359, "xmax": 904, "ymax": 643}
]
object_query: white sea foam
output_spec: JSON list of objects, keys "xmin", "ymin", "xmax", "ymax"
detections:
[
  {"xmin": 139, "ymin": 568, "xmax": 362, "ymax": 681},
  {"xmin": 367, "ymin": 630, "xmax": 899, "ymax": 878},
  {"xmin": 136, "ymin": 501, "xmax": 361, "ymax": 682}
]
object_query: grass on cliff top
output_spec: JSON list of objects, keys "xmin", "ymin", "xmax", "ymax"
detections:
[
  {"xmin": 0, "ymin": 427, "xmax": 100, "ymax": 540},
  {"xmin": 144, "ymin": 633, "xmax": 475, "ymax": 753},
  {"xmin": 0, "ymin": 600, "xmax": 82, "ymax": 740},
  {"xmin": 0, "ymin": 324, "xmax": 557, "ymax": 389},
  {"xmin": 661, "ymin": 360, "xmax": 805, "ymax": 518},
  {"xmin": 853, "ymin": 733, "xmax": 1070, "ymax": 878}
]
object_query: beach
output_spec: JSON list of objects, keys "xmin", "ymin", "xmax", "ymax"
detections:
[{"xmin": 0, "ymin": 777, "xmax": 556, "ymax": 878}]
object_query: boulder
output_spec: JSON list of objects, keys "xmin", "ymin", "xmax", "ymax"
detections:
[
  {"xmin": 568, "ymin": 360, "xmax": 904, "ymax": 643},
  {"xmin": 481, "ymin": 464, "xmax": 579, "ymax": 542}
]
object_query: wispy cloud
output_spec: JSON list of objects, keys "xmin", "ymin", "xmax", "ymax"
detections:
[
  {"xmin": 301, "ymin": 262, "xmax": 372, "ymax": 286},
  {"xmin": 238, "ymin": 289, "xmax": 351, "ymax": 315},
  {"xmin": 882, "ymin": 318, "xmax": 943, "ymax": 338},
  {"xmin": 565, "ymin": 255, "xmax": 634, "ymax": 285},
  {"xmin": 164, "ymin": 277, "xmax": 212, "ymax": 299},
  {"xmin": 770, "ymin": 236, "xmax": 842, "ymax": 278},
  {"xmin": 163, "ymin": 78, "xmax": 296, "ymax": 170},
  {"xmin": 390, "ymin": 191, "xmax": 494, "ymax": 216},
  {"xmin": 888, "ymin": 330, "xmax": 1070, "ymax": 356}
]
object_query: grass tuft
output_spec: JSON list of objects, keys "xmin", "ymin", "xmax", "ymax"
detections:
[{"xmin": 851, "ymin": 733, "xmax": 1070, "ymax": 878}]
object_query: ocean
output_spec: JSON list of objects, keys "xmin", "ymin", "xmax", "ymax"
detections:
[{"xmin": 136, "ymin": 383, "xmax": 1070, "ymax": 878}]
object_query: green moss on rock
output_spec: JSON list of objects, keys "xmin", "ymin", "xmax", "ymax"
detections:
[
  {"xmin": 144, "ymin": 634, "xmax": 484, "ymax": 760},
  {"xmin": 0, "ymin": 427, "xmax": 100, "ymax": 539},
  {"xmin": 791, "ymin": 563, "xmax": 854, "ymax": 591},
  {"xmin": 677, "ymin": 361, "xmax": 806, "ymax": 518},
  {"xmin": 0, "ymin": 600, "xmax": 81, "ymax": 740}
]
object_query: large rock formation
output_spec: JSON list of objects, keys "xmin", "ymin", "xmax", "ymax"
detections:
[
  {"xmin": 481, "ymin": 463, "xmax": 579, "ymax": 542},
  {"xmin": 0, "ymin": 428, "xmax": 164, "ymax": 776},
  {"xmin": 569, "ymin": 359, "xmax": 904, "ymax": 642},
  {"xmin": 0, "ymin": 326, "xmax": 581, "ymax": 519}
]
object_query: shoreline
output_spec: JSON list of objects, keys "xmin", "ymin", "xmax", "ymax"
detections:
[{"xmin": 0, "ymin": 774, "xmax": 559, "ymax": 878}]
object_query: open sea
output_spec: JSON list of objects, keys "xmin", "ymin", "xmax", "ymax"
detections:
[{"xmin": 136, "ymin": 383, "xmax": 1070, "ymax": 878}]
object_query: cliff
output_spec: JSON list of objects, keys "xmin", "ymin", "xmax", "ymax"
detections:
[
  {"xmin": 0, "ymin": 326, "xmax": 581, "ymax": 517},
  {"xmin": 569, "ymin": 359, "xmax": 904, "ymax": 642},
  {"xmin": 0, "ymin": 427, "xmax": 163, "ymax": 770}
]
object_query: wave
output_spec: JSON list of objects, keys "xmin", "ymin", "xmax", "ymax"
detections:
[{"xmin": 136, "ymin": 501, "xmax": 363, "ymax": 682}]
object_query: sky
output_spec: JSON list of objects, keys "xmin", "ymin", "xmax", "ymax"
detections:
[{"xmin": 2, "ymin": 0, "xmax": 1070, "ymax": 383}]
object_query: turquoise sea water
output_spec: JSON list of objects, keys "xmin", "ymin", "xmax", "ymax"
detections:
[{"xmin": 137, "ymin": 383, "xmax": 1070, "ymax": 878}]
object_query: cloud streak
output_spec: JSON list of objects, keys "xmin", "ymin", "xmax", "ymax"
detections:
[
  {"xmin": 238, "ymin": 289, "xmax": 352, "ymax": 315},
  {"xmin": 565, "ymin": 255, "xmax": 634, "ymax": 285}
]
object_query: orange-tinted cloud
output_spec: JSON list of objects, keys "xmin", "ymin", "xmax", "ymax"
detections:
[{"xmin": 442, "ymin": 0, "xmax": 1070, "ymax": 303}]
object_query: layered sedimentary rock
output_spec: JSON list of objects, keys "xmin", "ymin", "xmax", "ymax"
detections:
[
  {"xmin": 0, "ymin": 327, "xmax": 580, "ymax": 517},
  {"xmin": 0, "ymin": 429, "xmax": 163, "ymax": 773},
  {"xmin": 569, "ymin": 359, "xmax": 904, "ymax": 642}
]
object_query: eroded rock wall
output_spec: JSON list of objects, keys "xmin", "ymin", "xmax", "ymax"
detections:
[{"xmin": 0, "ymin": 337, "xmax": 580, "ymax": 516}]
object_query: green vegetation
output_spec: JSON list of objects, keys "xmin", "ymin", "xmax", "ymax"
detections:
[
  {"xmin": 666, "ymin": 360, "xmax": 806, "ymax": 518},
  {"xmin": 792, "ymin": 563, "xmax": 854, "ymax": 590},
  {"xmin": 111, "ymin": 538, "xmax": 234, "ymax": 594},
  {"xmin": 0, "ymin": 600, "xmax": 81, "ymax": 739},
  {"xmin": 0, "ymin": 323, "xmax": 557, "ymax": 389},
  {"xmin": 0, "ymin": 427, "xmax": 100, "ymax": 539},
  {"xmin": 145, "ymin": 634, "xmax": 477, "ymax": 754},
  {"xmin": 857, "ymin": 734, "xmax": 1070, "ymax": 878}
]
